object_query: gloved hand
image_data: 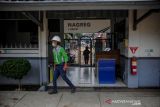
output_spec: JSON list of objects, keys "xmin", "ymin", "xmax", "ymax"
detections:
[{"xmin": 63, "ymin": 63, "xmax": 68, "ymax": 71}]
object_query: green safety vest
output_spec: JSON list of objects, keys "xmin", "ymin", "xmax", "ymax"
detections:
[{"xmin": 52, "ymin": 46, "xmax": 68, "ymax": 64}]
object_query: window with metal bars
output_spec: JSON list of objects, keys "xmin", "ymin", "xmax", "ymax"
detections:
[{"xmin": 0, "ymin": 20, "xmax": 38, "ymax": 49}]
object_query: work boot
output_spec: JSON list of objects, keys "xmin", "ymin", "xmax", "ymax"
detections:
[
  {"xmin": 71, "ymin": 87, "xmax": 76, "ymax": 93},
  {"xmin": 48, "ymin": 89, "xmax": 58, "ymax": 94}
]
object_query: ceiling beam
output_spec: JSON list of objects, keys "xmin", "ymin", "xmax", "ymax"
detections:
[
  {"xmin": 133, "ymin": 9, "xmax": 160, "ymax": 31},
  {"xmin": 22, "ymin": 11, "xmax": 43, "ymax": 30}
]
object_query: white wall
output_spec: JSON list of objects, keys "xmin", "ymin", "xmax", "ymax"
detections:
[{"xmin": 128, "ymin": 10, "xmax": 160, "ymax": 57}]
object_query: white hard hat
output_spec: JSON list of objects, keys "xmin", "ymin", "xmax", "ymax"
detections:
[{"xmin": 51, "ymin": 36, "xmax": 61, "ymax": 42}]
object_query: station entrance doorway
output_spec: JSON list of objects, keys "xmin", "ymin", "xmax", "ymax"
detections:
[
  {"xmin": 48, "ymin": 12, "xmax": 128, "ymax": 87},
  {"xmin": 64, "ymin": 33, "xmax": 110, "ymax": 67}
]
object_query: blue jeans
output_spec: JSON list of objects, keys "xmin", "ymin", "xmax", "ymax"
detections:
[{"xmin": 53, "ymin": 64, "xmax": 75, "ymax": 91}]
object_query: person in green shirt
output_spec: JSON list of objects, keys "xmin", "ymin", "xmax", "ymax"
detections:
[{"xmin": 48, "ymin": 35, "xmax": 76, "ymax": 94}]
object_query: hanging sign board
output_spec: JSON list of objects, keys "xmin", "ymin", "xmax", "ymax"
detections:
[{"xmin": 64, "ymin": 20, "xmax": 110, "ymax": 33}]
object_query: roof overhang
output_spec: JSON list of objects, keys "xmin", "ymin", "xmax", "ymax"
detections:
[{"xmin": 0, "ymin": 1, "xmax": 160, "ymax": 11}]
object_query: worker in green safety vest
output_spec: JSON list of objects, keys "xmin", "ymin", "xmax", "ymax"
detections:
[{"xmin": 48, "ymin": 35, "xmax": 76, "ymax": 94}]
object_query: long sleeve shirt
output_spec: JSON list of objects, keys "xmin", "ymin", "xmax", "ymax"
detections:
[{"xmin": 52, "ymin": 46, "xmax": 68, "ymax": 65}]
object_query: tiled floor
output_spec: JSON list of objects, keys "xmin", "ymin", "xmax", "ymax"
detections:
[{"xmin": 48, "ymin": 67, "xmax": 126, "ymax": 87}]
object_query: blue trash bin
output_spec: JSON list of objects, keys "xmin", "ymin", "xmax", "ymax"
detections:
[{"xmin": 98, "ymin": 59, "xmax": 116, "ymax": 84}]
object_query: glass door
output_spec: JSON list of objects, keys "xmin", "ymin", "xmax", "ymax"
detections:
[
  {"xmin": 80, "ymin": 36, "xmax": 92, "ymax": 67},
  {"xmin": 64, "ymin": 39, "xmax": 80, "ymax": 66},
  {"xmin": 64, "ymin": 33, "xmax": 94, "ymax": 67},
  {"xmin": 64, "ymin": 33, "xmax": 110, "ymax": 67}
]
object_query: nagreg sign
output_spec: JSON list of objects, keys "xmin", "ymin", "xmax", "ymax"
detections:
[{"xmin": 64, "ymin": 20, "xmax": 110, "ymax": 33}]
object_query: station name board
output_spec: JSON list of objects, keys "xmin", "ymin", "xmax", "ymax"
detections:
[{"xmin": 64, "ymin": 20, "xmax": 110, "ymax": 33}]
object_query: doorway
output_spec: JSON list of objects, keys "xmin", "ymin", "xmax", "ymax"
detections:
[
  {"xmin": 64, "ymin": 33, "xmax": 94, "ymax": 67},
  {"xmin": 48, "ymin": 18, "xmax": 127, "ymax": 87},
  {"xmin": 64, "ymin": 33, "xmax": 112, "ymax": 67}
]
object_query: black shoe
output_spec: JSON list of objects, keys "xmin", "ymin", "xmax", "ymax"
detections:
[
  {"xmin": 48, "ymin": 89, "xmax": 58, "ymax": 94},
  {"xmin": 71, "ymin": 88, "xmax": 76, "ymax": 93}
]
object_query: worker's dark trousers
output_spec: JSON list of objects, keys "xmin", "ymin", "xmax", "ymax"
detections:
[{"xmin": 53, "ymin": 65, "xmax": 75, "ymax": 91}]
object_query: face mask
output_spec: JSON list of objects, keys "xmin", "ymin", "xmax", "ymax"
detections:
[{"xmin": 52, "ymin": 42, "xmax": 57, "ymax": 47}]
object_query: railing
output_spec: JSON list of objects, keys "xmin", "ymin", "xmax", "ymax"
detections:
[{"xmin": 0, "ymin": 43, "xmax": 38, "ymax": 49}]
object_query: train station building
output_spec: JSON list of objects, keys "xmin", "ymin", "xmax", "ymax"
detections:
[{"xmin": 0, "ymin": 0, "xmax": 160, "ymax": 88}]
